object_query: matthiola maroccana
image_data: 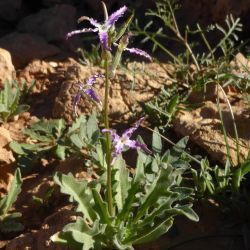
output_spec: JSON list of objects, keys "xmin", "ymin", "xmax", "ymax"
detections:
[
  {"xmin": 51, "ymin": 2, "xmax": 199, "ymax": 249},
  {"xmin": 66, "ymin": 5, "xmax": 128, "ymax": 51},
  {"xmin": 103, "ymin": 117, "xmax": 151, "ymax": 164}
]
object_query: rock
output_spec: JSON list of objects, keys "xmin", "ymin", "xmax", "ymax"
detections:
[
  {"xmin": 52, "ymin": 59, "xmax": 172, "ymax": 123},
  {"xmin": 0, "ymin": 164, "xmax": 16, "ymax": 198},
  {"xmin": 188, "ymin": 83, "xmax": 225, "ymax": 104},
  {"xmin": 230, "ymin": 52, "xmax": 250, "ymax": 71},
  {"xmin": 0, "ymin": 0, "xmax": 22, "ymax": 21},
  {"xmin": 0, "ymin": 33, "xmax": 60, "ymax": 69},
  {"xmin": 18, "ymin": 59, "xmax": 58, "ymax": 87},
  {"xmin": 17, "ymin": 4, "xmax": 76, "ymax": 42},
  {"xmin": 180, "ymin": 0, "xmax": 250, "ymax": 26},
  {"xmin": 0, "ymin": 127, "xmax": 14, "ymax": 164},
  {"xmin": 0, "ymin": 127, "xmax": 12, "ymax": 148},
  {"xmin": 173, "ymin": 101, "xmax": 250, "ymax": 166},
  {"xmin": 0, "ymin": 48, "xmax": 16, "ymax": 85}
]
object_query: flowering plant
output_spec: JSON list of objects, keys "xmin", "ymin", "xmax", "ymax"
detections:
[{"xmin": 51, "ymin": 2, "xmax": 198, "ymax": 249}]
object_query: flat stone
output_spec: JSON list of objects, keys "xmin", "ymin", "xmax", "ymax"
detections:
[
  {"xmin": 17, "ymin": 4, "xmax": 76, "ymax": 42},
  {"xmin": 0, "ymin": 32, "xmax": 60, "ymax": 69},
  {"xmin": 173, "ymin": 101, "xmax": 250, "ymax": 166},
  {"xmin": 0, "ymin": 48, "xmax": 15, "ymax": 85}
]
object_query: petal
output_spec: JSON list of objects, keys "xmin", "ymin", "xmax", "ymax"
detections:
[
  {"xmin": 125, "ymin": 139, "xmax": 152, "ymax": 154},
  {"xmin": 102, "ymin": 129, "xmax": 120, "ymax": 142},
  {"xmin": 125, "ymin": 47, "xmax": 152, "ymax": 61},
  {"xmin": 66, "ymin": 28, "xmax": 98, "ymax": 39},
  {"xmin": 99, "ymin": 31, "xmax": 111, "ymax": 51},
  {"xmin": 114, "ymin": 140, "xmax": 125, "ymax": 155},
  {"xmin": 134, "ymin": 141, "xmax": 152, "ymax": 154},
  {"xmin": 78, "ymin": 16, "xmax": 99, "ymax": 28},
  {"xmin": 106, "ymin": 6, "xmax": 128, "ymax": 27},
  {"xmin": 123, "ymin": 117, "xmax": 145, "ymax": 139},
  {"xmin": 72, "ymin": 84, "xmax": 84, "ymax": 116},
  {"xmin": 89, "ymin": 18, "xmax": 99, "ymax": 27},
  {"xmin": 86, "ymin": 74, "xmax": 104, "ymax": 86},
  {"xmin": 84, "ymin": 88, "xmax": 101, "ymax": 103},
  {"xmin": 124, "ymin": 139, "xmax": 137, "ymax": 148}
]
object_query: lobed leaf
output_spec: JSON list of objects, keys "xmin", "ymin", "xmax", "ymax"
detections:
[
  {"xmin": 54, "ymin": 172, "xmax": 96, "ymax": 223},
  {"xmin": 113, "ymin": 155, "xmax": 131, "ymax": 212},
  {"xmin": 0, "ymin": 168, "xmax": 22, "ymax": 217}
]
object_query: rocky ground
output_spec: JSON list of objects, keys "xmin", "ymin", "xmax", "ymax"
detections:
[{"xmin": 0, "ymin": 45, "xmax": 249, "ymax": 249}]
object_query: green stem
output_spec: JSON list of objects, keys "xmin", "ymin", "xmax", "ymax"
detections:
[
  {"xmin": 216, "ymin": 83, "xmax": 233, "ymax": 166},
  {"xmin": 168, "ymin": 1, "xmax": 200, "ymax": 71},
  {"xmin": 104, "ymin": 53, "xmax": 113, "ymax": 216},
  {"xmin": 218, "ymin": 84, "xmax": 240, "ymax": 165},
  {"xmin": 148, "ymin": 34, "xmax": 181, "ymax": 64}
]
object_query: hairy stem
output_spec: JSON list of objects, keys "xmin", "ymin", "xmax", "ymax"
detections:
[{"xmin": 104, "ymin": 53, "xmax": 113, "ymax": 216}]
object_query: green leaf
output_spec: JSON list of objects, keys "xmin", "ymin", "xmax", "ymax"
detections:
[
  {"xmin": 240, "ymin": 159, "xmax": 250, "ymax": 177},
  {"xmin": 0, "ymin": 168, "xmax": 22, "ymax": 216},
  {"xmin": 173, "ymin": 204, "xmax": 199, "ymax": 222},
  {"xmin": 134, "ymin": 164, "xmax": 175, "ymax": 221},
  {"xmin": 87, "ymin": 113, "xmax": 99, "ymax": 141},
  {"xmin": 68, "ymin": 115, "xmax": 87, "ymax": 134},
  {"xmin": 9, "ymin": 141, "xmax": 42, "ymax": 155},
  {"xmin": 55, "ymin": 144, "xmax": 67, "ymax": 160},
  {"xmin": 92, "ymin": 189, "xmax": 112, "ymax": 224},
  {"xmin": 51, "ymin": 218, "xmax": 99, "ymax": 250},
  {"xmin": 0, "ymin": 104, "xmax": 9, "ymax": 113},
  {"xmin": 117, "ymin": 151, "xmax": 147, "ymax": 222},
  {"xmin": 32, "ymin": 195, "xmax": 44, "ymax": 206},
  {"xmin": 152, "ymin": 127, "xmax": 162, "ymax": 154},
  {"xmin": 70, "ymin": 133, "xmax": 85, "ymax": 149},
  {"xmin": 3, "ymin": 212, "xmax": 22, "ymax": 220},
  {"xmin": 54, "ymin": 119, "xmax": 66, "ymax": 138},
  {"xmin": 115, "ymin": 14, "xmax": 134, "ymax": 42},
  {"xmin": 0, "ymin": 219, "xmax": 24, "ymax": 233},
  {"xmin": 169, "ymin": 137, "xmax": 189, "ymax": 163},
  {"xmin": 166, "ymin": 94, "xmax": 179, "ymax": 114},
  {"xmin": 231, "ymin": 159, "xmax": 250, "ymax": 192},
  {"xmin": 126, "ymin": 218, "xmax": 173, "ymax": 245},
  {"xmin": 134, "ymin": 150, "xmax": 147, "ymax": 183},
  {"xmin": 113, "ymin": 156, "xmax": 130, "ymax": 212},
  {"xmin": 12, "ymin": 104, "xmax": 30, "ymax": 116},
  {"xmin": 53, "ymin": 172, "xmax": 96, "ymax": 223}
]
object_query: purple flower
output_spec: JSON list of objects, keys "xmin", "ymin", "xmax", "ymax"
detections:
[
  {"xmin": 67, "ymin": 5, "xmax": 128, "ymax": 51},
  {"xmin": 73, "ymin": 74, "xmax": 104, "ymax": 116},
  {"xmin": 124, "ymin": 47, "xmax": 152, "ymax": 61},
  {"xmin": 103, "ymin": 117, "xmax": 151, "ymax": 164}
]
